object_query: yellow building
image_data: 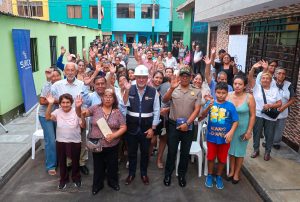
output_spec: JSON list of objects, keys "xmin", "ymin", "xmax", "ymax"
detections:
[{"xmin": 12, "ymin": 0, "xmax": 49, "ymax": 21}]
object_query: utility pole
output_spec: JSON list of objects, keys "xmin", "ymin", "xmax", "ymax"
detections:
[
  {"xmin": 168, "ymin": 0, "xmax": 173, "ymax": 51},
  {"xmin": 152, "ymin": 0, "xmax": 156, "ymax": 45},
  {"xmin": 97, "ymin": 0, "xmax": 102, "ymax": 29}
]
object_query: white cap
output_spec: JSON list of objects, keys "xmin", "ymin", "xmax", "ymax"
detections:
[{"xmin": 134, "ymin": 65, "xmax": 149, "ymax": 76}]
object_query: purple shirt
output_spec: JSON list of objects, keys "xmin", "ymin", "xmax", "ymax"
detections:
[{"xmin": 88, "ymin": 105, "xmax": 125, "ymax": 147}]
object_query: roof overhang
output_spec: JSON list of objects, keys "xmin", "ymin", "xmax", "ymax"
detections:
[
  {"xmin": 176, "ymin": 0, "xmax": 195, "ymax": 13},
  {"xmin": 195, "ymin": 0, "xmax": 300, "ymax": 22}
]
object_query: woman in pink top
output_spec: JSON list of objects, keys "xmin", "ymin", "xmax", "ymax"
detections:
[{"xmin": 46, "ymin": 93, "xmax": 86, "ymax": 190}]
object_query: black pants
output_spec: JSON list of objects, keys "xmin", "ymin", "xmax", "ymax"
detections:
[
  {"xmin": 165, "ymin": 120, "xmax": 193, "ymax": 178},
  {"xmin": 126, "ymin": 132, "xmax": 151, "ymax": 177},
  {"xmin": 57, "ymin": 142, "xmax": 81, "ymax": 184},
  {"xmin": 92, "ymin": 144, "xmax": 119, "ymax": 190}
]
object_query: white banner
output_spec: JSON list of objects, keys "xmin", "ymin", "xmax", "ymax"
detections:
[{"xmin": 228, "ymin": 35, "xmax": 248, "ymax": 72}]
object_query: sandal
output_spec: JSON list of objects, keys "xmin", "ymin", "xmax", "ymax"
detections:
[
  {"xmin": 157, "ymin": 162, "xmax": 164, "ymax": 169},
  {"xmin": 48, "ymin": 169, "xmax": 56, "ymax": 176},
  {"xmin": 225, "ymin": 175, "xmax": 233, "ymax": 181}
]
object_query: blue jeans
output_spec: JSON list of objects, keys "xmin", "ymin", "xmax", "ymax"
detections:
[{"xmin": 39, "ymin": 116, "xmax": 57, "ymax": 171}]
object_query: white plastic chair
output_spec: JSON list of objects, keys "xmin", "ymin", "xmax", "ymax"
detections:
[
  {"xmin": 175, "ymin": 119, "xmax": 204, "ymax": 177},
  {"xmin": 202, "ymin": 118, "xmax": 229, "ymax": 176},
  {"xmin": 32, "ymin": 104, "xmax": 44, "ymax": 159}
]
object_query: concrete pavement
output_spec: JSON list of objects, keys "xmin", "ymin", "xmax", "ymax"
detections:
[
  {"xmin": 0, "ymin": 112, "xmax": 35, "ymax": 190},
  {"xmin": 0, "ymin": 126, "xmax": 262, "ymax": 202},
  {"xmin": 243, "ymin": 139, "xmax": 300, "ymax": 202}
]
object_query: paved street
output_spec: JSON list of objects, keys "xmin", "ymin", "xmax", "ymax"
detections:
[{"xmin": 0, "ymin": 147, "xmax": 262, "ymax": 202}]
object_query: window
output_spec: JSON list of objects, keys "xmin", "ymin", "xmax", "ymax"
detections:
[
  {"xmin": 245, "ymin": 16, "xmax": 300, "ymax": 88},
  {"xmin": 141, "ymin": 4, "xmax": 159, "ymax": 19},
  {"xmin": 69, "ymin": 37, "xmax": 77, "ymax": 55},
  {"xmin": 30, "ymin": 38, "xmax": 39, "ymax": 72},
  {"xmin": 82, "ymin": 36, "xmax": 85, "ymax": 50},
  {"xmin": 31, "ymin": 1, "xmax": 43, "ymax": 17},
  {"xmin": 49, "ymin": 36, "xmax": 57, "ymax": 66},
  {"xmin": 17, "ymin": 1, "xmax": 43, "ymax": 17},
  {"xmin": 229, "ymin": 24, "xmax": 241, "ymax": 35},
  {"xmin": 117, "ymin": 3, "xmax": 135, "ymax": 18},
  {"xmin": 67, "ymin": 5, "xmax": 82, "ymax": 18},
  {"xmin": 89, "ymin": 6, "xmax": 97, "ymax": 19},
  {"xmin": 177, "ymin": 12, "xmax": 184, "ymax": 19},
  {"xmin": 209, "ymin": 26, "xmax": 218, "ymax": 49}
]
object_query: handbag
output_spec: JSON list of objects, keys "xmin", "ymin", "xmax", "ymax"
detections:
[
  {"xmin": 86, "ymin": 138, "xmax": 103, "ymax": 153},
  {"xmin": 260, "ymin": 86, "xmax": 280, "ymax": 119}
]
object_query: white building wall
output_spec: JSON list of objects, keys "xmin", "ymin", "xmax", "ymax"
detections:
[{"xmin": 195, "ymin": 0, "xmax": 300, "ymax": 22}]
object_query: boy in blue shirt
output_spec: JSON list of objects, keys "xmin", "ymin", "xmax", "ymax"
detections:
[{"xmin": 201, "ymin": 82, "xmax": 238, "ymax": 189}]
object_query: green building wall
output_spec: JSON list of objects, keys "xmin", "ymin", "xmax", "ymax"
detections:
[
  {"xmin": 172, "ymin": 0, "xmax": 185, "ymax": 33},
  {"xmin": 0, "ymin": 14, "xmax": 100, "ymax": 124},
  {"xmin": 183, "ymin": 9, "xmax": 192, "ymax": 48}
]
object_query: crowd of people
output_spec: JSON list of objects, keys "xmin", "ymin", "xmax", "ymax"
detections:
[{"xmin": 38, "ymin": 37, "xmax": 296, "ymax": 194}]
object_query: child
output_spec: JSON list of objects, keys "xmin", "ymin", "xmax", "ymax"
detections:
[
  {"xmin": 46, "ymin": 93, "xmax": 86, "ymax": 190},
  {"xmin": 202, "ymin": 82, "xmax": 238, "ymax": 189}
]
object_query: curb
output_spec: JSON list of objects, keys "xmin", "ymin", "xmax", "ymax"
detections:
[
  {"xmin": 242, "ymin": 165, "xmax": 272, "ymax": 202},
  {"xmin": 0, "ymin": 141, "xmax": 41, "ymax": 190}
]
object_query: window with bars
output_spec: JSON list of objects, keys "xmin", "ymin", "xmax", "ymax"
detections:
[
  {"xmin": 17, "ymin": 1, "xmax": 43, "ymax": 17},
  {"xmin": 67, "ymin": 5, "xmax": 82, "ymax": 18},
  {"xmin": 117, "ymin": 3, "xmax": 135, "ymax": 18},
  {"xmin": 141, "ymin": 4, "xmax": 159, "ymax": 19},
  {"xmin": 69, "ymin": 37, "xmax": 77, "ymax": 55},
  {"xmin": 245, "ymin": 16, "xmax": 300, "ymax": 88},
  {"xmin": 30, "ymin": 38, "xmax": 39, "ymax": 72}
]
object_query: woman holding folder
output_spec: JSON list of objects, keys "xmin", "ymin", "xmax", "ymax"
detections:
[{"xmin": 76, "ymin": 89, "xmax": 127, "ymax": 195}]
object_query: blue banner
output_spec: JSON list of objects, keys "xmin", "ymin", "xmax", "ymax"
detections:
[{"xmin": 12, "ymin": 29, "xmax": 37, "ymax": 112}]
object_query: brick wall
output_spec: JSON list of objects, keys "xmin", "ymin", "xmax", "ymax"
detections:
[
  {"xmin": 0, "ymin": 0, "xmax": 12, "ymax": 13},
  {"xmin": 207, "ymin": 3, "xmax": 300, "ymax": 151}
]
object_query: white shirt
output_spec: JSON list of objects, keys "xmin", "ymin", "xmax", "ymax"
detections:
[
  {"xmin": 164, "ymin": 57, "xmax": 178, "ymax": 69},
  {"xmin": 114, "ymin": 87, "xmax": 127, "ymax": 118},
  {"xmin": 51, "ymin": 79, "xmax": 84, "ymax": 105},
  {"xmin": 253, "ymin": 83, "xmax": 281, "ymax": 121},
  {"xmin": 193, "ymin": 50, "xmax": 203, "ymax": 63}
]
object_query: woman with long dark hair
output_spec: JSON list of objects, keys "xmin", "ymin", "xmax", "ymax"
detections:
[{"xmin": 227, "ymin": 75, "xmax": 256, "ymax": 183}]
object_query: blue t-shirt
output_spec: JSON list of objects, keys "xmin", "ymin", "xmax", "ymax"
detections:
[
  {"xmin": 209, "ymin": 80, "xmax": 233, "ymax": 100},
  {"xmin": 206, "ymin": 101, "xmax": 239, "ymax": 144}
]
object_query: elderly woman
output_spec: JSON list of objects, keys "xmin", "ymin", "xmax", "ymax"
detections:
[
  {"xmin": 227, "ymin": 75, "xmax": 256, "ymax": 183},
  {"xmin": 77, "ymin": 89, "xmax": 127, "ymax": 195},
  {"xmin": 39, "ymin": 68, "xmax": 61, "ymax": 175},
  {"xmin": 272, "ymin": 67, "xmax": 296, "ymax": 149},
  {"xmin": 248, "ymin": 61, "xmax": 282, "ymax": 161}
]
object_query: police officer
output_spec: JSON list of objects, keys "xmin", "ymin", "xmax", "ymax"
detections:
[
  {"xmin": 124, "ymin": 65, "xmax": 160, "ymax": 185},
  {"xmin": 163, "ymin": 68, "xmax": 201, "ymax": 187}
]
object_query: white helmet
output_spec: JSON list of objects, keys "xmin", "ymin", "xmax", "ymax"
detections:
[{"xmin": 134, "ymin": 65, "xmax": 149, "ymax": 76}]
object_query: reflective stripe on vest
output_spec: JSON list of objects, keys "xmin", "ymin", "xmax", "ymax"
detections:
[{"xmin": 127, "ymin": 111, "xmax": 153, "ymax": 118}]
